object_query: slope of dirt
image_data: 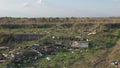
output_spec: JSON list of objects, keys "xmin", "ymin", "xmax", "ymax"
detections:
[
  {"xmin": 107, "ymin": 40, "xmax": 120, "ymax": 67},
  {"xmin": 70, "ymin": 40, "xmax": 120, "ymax": 68}
]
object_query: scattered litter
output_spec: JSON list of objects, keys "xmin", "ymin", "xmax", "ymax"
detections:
[
  {"xmin": 88, "ymin": 31, "xmax": 96, "ymax": 35},
  {"xmin": 46, "ymin": 57, "xmax": 51, "ymax": 61},
  {"xmin": 10, "ymin": 54, "xmax": 15, "ymax": 58},
  {"xmin": 35, "ymin": 56, "xmax": 38, "ymax": 60},
  {"xmin": 52, "ymin": 36, "xmax": 55, "ymax": 39},
  {"xmin": 0, "ymin": 47, "xmax": 9, "ymax": 50},
  {"xmin": 86, "ymin": 39, "xmax": 89, "ymax": 41},
  {"xmin": 114, "ymin": 62, "xmax": 118, "ymax": 65},
  {"xmin": 2, "ymin": 53, "xmax": 7, "ymax": 57},
  {"xmin": 111, "ymin": 62, "xmax": 115, "ymax": 65},
  {"xmin": 72, "ymin": 51, "xmax": 74, "ymax": 53},
  {"xmin": 69, "ymin": 49, "xmax": 73, "ymax": 51},
  {"xmin": 33, "ymin": 43, "xmax": 39, "ymax": 46}
]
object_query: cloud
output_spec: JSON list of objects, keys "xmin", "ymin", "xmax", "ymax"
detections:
[
  {"xmin": 22, "ymin": 0, "xmax": 43, "ymax": 7},
  {"xmin": 36, "ymin": 0, "xmax": 42, "ymax": 4},
  {"xmin": 23, "ymin": 2, "xmax": 31, "ymax": 7}
]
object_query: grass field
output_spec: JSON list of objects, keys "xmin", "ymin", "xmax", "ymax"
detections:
[{"xmin": 0, "ymin": 22, "xmax": 120, "ymax": 68}]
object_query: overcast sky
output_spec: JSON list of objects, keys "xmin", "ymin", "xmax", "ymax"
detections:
[{"xmin": 0, "ymin": 0, "xmax": 120, "ymax": 17}]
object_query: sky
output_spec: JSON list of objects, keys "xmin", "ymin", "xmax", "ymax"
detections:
[{"xmin": 0, "ymin": 0, "xmax": 120, "ymax": 17}]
